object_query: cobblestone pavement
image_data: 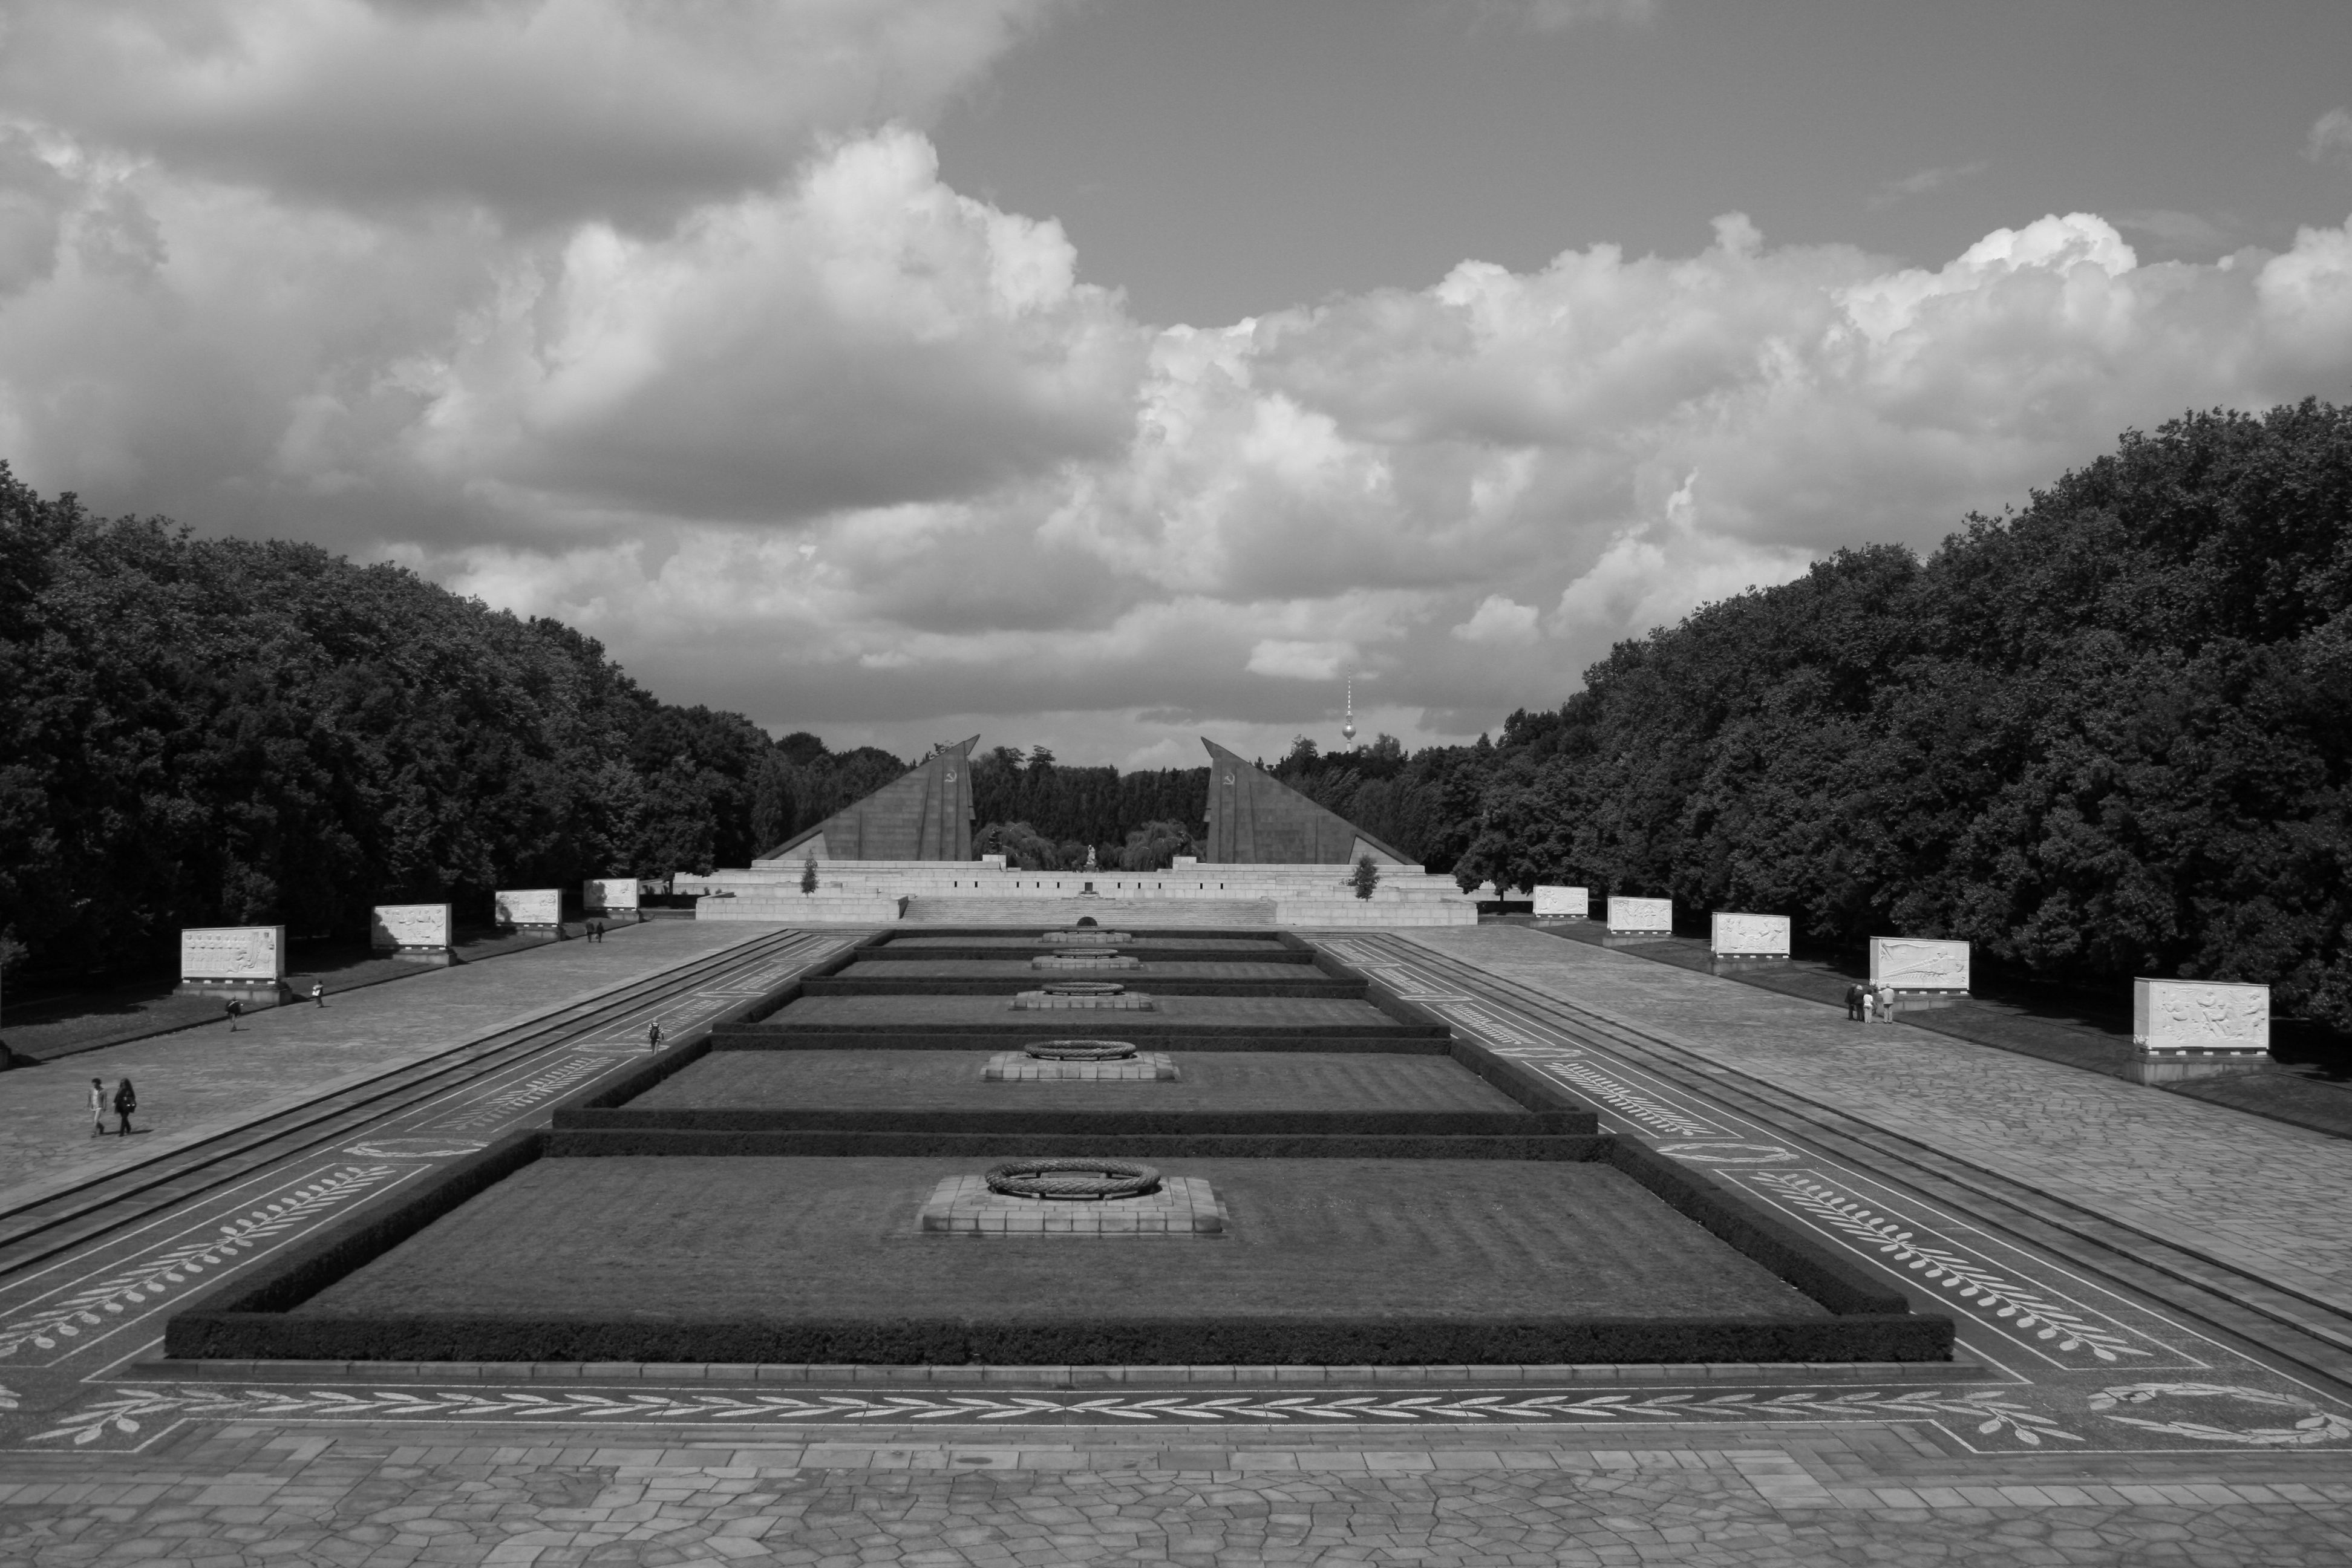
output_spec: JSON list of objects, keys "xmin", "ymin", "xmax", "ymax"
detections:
[
  {"xmin": 1394, "ymin": 925, "xmax": 2352, "ymax": 1307},
  {"xmin": 5, "ymin": 1426, "xmax": 2351, "ymax": 1567},
  {"xmin": 0, "ymin": 922, "xmax": 785, "ymax": 1212}
]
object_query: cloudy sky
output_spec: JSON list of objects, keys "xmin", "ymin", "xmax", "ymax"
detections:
[{"xmin": 4, "ymin": 1, "xmax": 2351, "ymax": 769}]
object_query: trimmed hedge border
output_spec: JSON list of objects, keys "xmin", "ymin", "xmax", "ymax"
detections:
[
  {"xmin": 169, "ymin": 1311, "xmax": 1946, "ymax": 1367},
  {"xmin": 801, "ymin": 975, "xmax": 1365, "ymax": 999},
  {"xmin": 711, "ymin": 1025, "xmax": 1453, "ymax": 1052},
  {"xmin": 166, "ymin": 1131, "xmax": 1952, "ymax": 1365},
  {"xmin": 554, "ymin": 1108, "xmax": 1588, "ymax": 1137},
  {"xmin": 861, "ymin": 943, "xmax": 1310, "ymax": 965},
  {"xmin": 163, "ymin": 927, "xmax": 1952, "ymax": 1367},
  {"xmin": 545, "ymin": 1130, "xmax": 1612, "ymax": 1160}
]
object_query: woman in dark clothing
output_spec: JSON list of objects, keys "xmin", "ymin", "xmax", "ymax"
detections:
[{"xmin": 113, "ymin": 1077, "xmax": 137, "ymax": 1136}]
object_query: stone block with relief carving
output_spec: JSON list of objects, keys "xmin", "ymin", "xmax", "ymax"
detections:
[
  {"xmin": 495, "ymin": 889, "xmax": 563, "ymax": 930},
  {"xmin": 1532, "ymin": 886, "xmax": 1588, "ymax": 919},
  {"xmin": 2129, "ymin": 979, "xmax": 2269, "ymax": 1083},
  {"xmin": 371, "ymin": 903, "xmax": 454, "ymax": 965},
  {"xmin": 1605, "ymin": 897, "xmax": 1672, "ymax": 936},
  {"xmin": 1708, "ymin": 913, "xmax": 1790, "ymax": 973}
]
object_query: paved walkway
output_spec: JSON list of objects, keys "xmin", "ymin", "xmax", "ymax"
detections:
[
  {"xmin": 4, "ymin": 1426, "xmax": 2348, "ymax": 1567},
  {"xmin": 0, "ymin": 921, "xmax": 782, "ymax": 1213},
  {"xmin": 1401, "ymin": 925, "xmax": 2352, "ymax": 1309}
]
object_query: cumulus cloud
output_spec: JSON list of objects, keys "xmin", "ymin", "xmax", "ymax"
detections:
[
  {"xmin": 6, "ymin": 4, "xmax": 2352, "ymax": 760},
  {"xmin": 0, "ymin": 0, "xmax": 1059, "ymax": 227},
  {"xmin": 1451, "ymin": 595, "xmax": 1540, "ymax": 644},
  {"xmin": 2308, "ymin": 107, "xmax": 2352, "ymax": 168}
]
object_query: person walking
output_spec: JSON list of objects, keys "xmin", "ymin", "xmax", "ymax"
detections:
[
  {"xmin": 225, "ymin": 997, "xmax": 243, "ymax": 1032},
  {"xmin": 646, "ymin": 1019, "xmax": 664, "ymax": 1053},
  {"xmin": 1844, "ymin": 982, "xmax": 1866, "ymax": 1022},
  {"xmin": 89, "ymin": 1077, "xmax": 108, "ymax": 1137},
  {"xmin": 310, "ymin": 982, "xmax": 325, "ymax": 1008},
  {"xmin": 111, "ymin": 1077, "xmax": 137, "ymax": 1137}
]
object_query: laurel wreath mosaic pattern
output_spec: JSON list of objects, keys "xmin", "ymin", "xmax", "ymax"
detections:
[
  {"xmin": 1530, "ymin": 1060, "xmax": 1725, "ymax": 1138},
  {"xmin": 1743, "ymin": 1173, "xmax": 2149, "ymax": 1364},
  {"xmin": 2088, "ymin": 1383, "xmax": 2352, "ymax": 1446},
  {"xmin": 0, "ymin": 1166, "xmax": 402, "ymax": 1364},
  {"xmin": 30, "ymin": 1385, "xmax": 2077, "ymax": 1449}
]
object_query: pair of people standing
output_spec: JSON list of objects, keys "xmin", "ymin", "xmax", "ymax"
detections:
[{"xmin": 87, "ymin": 1077, "xmax": 137, "ymax": 1137}]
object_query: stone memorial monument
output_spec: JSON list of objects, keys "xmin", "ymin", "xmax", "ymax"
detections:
[
  {"xmin": 176, "ymin": 926, "xmax": 287, "ymax": 1008},
  {"xmin": 494, "ymin": 888, "xmax": 564, "ymax": 935},
  {"xmin": 370, "ymin": 903, "xmax": 455, "ymax": 965},
  {"xmin": 2129, "ymin": 979, "xmax": 2270, "ymax": 1085},
  {"xmin": 1604, "ymin": 897, "xmax": 1673, "ymax": 947},
  {"xmin": 583, "ymin": 878, "xmax": 641, "ymax": 924},
  {"xmin": 1709, "ymin": 912, "xmax": 1791, "ymax": 973},
  {"xmin": 1532, "ymin": 886, "xmax": 1589, "ymax": 920},
  {"xmin": 1867, "ymin": 938, "xmax": 1970, "ymax": 1014}
]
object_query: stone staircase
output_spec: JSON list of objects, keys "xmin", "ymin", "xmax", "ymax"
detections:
[{"xmin": 900, "ymin": 896, "xmax": 1279, "ymax": 927}]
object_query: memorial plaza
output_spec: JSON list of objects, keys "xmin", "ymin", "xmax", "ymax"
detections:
[{"xmin": 0, "ymin": 749, "xmax": 2347, "ymax": 1567}]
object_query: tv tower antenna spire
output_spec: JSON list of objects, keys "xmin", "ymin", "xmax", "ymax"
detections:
[{"xmin": 1341, "ymin": 675, "xmax": 1357, "ymax": 745}]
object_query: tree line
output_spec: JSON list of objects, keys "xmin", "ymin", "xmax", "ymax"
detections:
[
  {"xmin": 0, "ymin": 472, "xmax": 776, "ymax": 981},
  {"xmin": 7, "ymin": 397, "xmax": 2341, "ymax": 1022},
  {"xmin": 1450, "ymin": 400, "xmax": 2352, "ymax": 1028}
]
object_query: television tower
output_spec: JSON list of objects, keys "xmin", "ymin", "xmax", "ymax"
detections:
[{"xmin": 1341, "ymin": 676, "xmax": 1357, "ymax": 745}]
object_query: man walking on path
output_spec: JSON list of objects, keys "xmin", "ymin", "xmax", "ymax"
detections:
[
  {"xmin": 111, "ymin": 1077, "xmax": 137, "ymax": 1137},
  {"xmin": 1844, "ymin": 982, "xmax": 1866, "ymax": 1021},
  {"xmin": 310, "ymin": 982, "xmax": 325, "ymax": 1008},
  {"xmin": 646, "ymin": 1019, "xmax": 664, "ymax": 1052},
  {"xmin": 225, "ymin": 998, "xmax": 242, "ymax": 1032},
  {"xmin": 88, "ymin": 1077, "xmax": 106, "ymax": 1137}
]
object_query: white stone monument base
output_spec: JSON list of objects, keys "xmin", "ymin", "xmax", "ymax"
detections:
[
  {"xmin": 2123, "ymin": 1050, "xmax": 2269, "ymax": 1086},
  {"xmin": 1601, "ymin": 930, "xmax": 1674, "ymax": 949},
  {"xmin": 382, "ymin": 946, "xmax": 457, "ymax": 966},
  {"xmin": 1884, "ymin": 988, "xmax": 1967, "ymax": 1018},
  {"xmin": 174, "ymin": 978, "xmax": 287, "ymax": 1008},
  {"xmin": 1708, "ymin": 953, "xmax": 1792, "ymax": 976}
]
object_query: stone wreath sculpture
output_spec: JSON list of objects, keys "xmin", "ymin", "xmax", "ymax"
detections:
[
  {"xmin": 1024, "ymin": 1039, "xmax": 1138, "ymax": 1060},
  {"xmin": 986, "ymin": 1157, "xmax": 1162, "ymax": 1201}
]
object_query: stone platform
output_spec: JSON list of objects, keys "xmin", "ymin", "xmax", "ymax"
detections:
[{"xmin": 918, "ymin": 1173, "xmax": 1227, "ymax": 1235}]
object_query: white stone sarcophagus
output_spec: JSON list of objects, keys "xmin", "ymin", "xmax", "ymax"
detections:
[
  {"xmin": 1711, "ymin": 912, "xmax": 1791, "ymax": 957},
  {"xmin": 181, "ymin": 926, "xmax": 286, "ymax": 982},
  {"xmin": 1869, "ymin": 937, "xmax": 1970, "ymax": 993},
  {"xmin": 1533, "ymin": 886, "xmax": 1589, "ymax": 920},
  {"xmin": 2134, "ymin": 980, "xmax": 2268, "ymax": 1057},
  {"xmin": 494, "ymin": 888, "xmax": 563, "ymax": 929},
  {"xmin": 584, "ymin": 878, "xmax": 640, "ymax": 913},
  {"xmin": 1606, "ymin": 897, "xmax": 1673, "ymax": 935},
  {"xmin": 371, "ymin": 903, "xmax": 454, "ymax": 963},
  {"xmin": 177, "ymin": 925, "xmax": 288, "ymax": 1005}
]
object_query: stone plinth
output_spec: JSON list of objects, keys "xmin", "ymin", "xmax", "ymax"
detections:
[
  {"xmin": 1031, "ymin": 953, "xmax": 1142, "ymax": 970},
  {"xmin": 1010, "ymin": 991, "xmax": 1160, "ymax": 1011},
  {"xmin": 1044, "ymin": 929, "xmax": 1135, "ymax": 944},
  {"xmin": 920, "ymin": 1174, "xmax": 1226, "ymax": 1235},
  {"xmin": 983, "ymin": 1051, "xmax": 1180, "ymax": 1082},
  {"xmin": 1533, "ymin": 886, "xmax": 1589, "ymax": 920},
  {"xmin": 2128, "ymin": 979, "xmax": 2270, "ymax": 1084}
]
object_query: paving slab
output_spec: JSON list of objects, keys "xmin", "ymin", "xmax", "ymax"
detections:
[
  {"xmin": 0, "ymin": 921, "xmax": 788, "ymax": 1212},
  {"xmin": 1397, "ymin": 924, "xmax": 2352, "ymax": 1310}
]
